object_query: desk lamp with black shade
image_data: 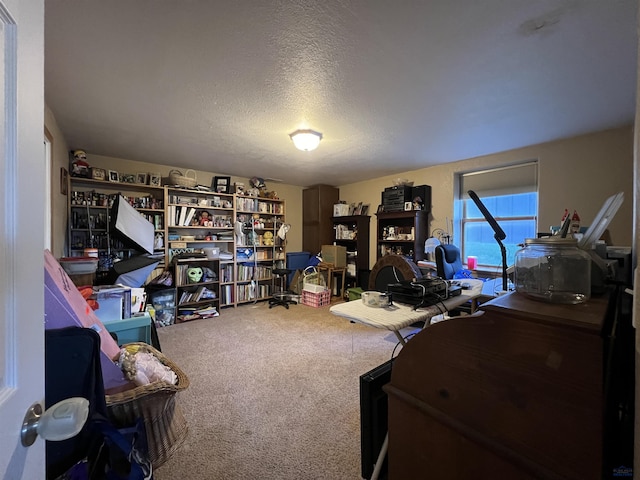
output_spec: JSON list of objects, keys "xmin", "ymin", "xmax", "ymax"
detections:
[{"xmin": 467, "ymin": 190, "xmax": 508, "ymax": 292}]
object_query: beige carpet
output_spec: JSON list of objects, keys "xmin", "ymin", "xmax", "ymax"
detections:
[{"xmin": 153, "ymin": 298, "xmax": 410, "ymax": 480}]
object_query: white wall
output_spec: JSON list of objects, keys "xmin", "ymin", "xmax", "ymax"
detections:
[
  {"xmin": 46, "ymin": 104, "xmax": 70, "ymax": 257},
  {"xmin": 338, "ymin": 126, "xmax": 634, "ymax": 269}
]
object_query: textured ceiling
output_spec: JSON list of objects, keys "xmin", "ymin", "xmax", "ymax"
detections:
[{"xmin": 44, "ymin": 0, "xmax": 637, "ymax": 187}]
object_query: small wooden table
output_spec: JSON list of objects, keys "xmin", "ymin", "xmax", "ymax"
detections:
[{"xmin": 316, "ymin": 262, "xmax": 347, "ymax": 297}]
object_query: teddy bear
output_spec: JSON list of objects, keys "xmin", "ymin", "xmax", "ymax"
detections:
[{"xmin": 263, "ymin": 231, "xmax": 274, "ymax": 246}]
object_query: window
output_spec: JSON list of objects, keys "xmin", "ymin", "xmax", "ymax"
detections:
[{"xmin": 457, "ymin": 162, "xmax": 538, "ymax": 269}]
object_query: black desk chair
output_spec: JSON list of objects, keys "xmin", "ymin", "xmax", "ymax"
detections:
[
  {"xmin": 435, "ymin": 244, "xmax": 463, "ymax": 280},
  {"xmin": 269, "ymin": 268, "xmax": 297, "ymax": 309},
  {"xmin": 434, "ymin": 244, "xmax": 474, "ymax": 315}
]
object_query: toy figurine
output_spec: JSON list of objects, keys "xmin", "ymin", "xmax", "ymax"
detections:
[{"xmin": 70, "ymin": 149, "xmax": 90, "ymax": 178}]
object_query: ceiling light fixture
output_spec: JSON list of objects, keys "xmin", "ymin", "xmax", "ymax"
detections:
[{"xmin": 289, "ymin": 129, "xmax": 323, "ymax": 151}]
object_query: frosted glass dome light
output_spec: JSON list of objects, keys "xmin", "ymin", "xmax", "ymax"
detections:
[{"xmin": 289, "ymin": 129, "xmax": 322, "ymax": 151}]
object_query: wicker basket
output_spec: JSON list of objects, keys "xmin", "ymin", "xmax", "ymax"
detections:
[
  {"xmin": 105, "ymin": 342, "xmax": 190, "ymax": 468},
  {"xmin": 167, "ymin": 169, "xmax": 197, "ymax": 188}
]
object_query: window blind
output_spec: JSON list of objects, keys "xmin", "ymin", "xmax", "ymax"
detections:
[{"xmin": 460, "ymin": 161, "xmax": 538, "ymax": 198}]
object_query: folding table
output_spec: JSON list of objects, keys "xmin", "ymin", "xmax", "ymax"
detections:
[{"xmin": 329, "ymin": 279, "xmax": 484, "ymax": 345}]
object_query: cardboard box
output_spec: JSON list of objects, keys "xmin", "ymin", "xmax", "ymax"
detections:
[
  {"xmin": 321, "ymin": 245, "xmax": 347, "ymax": 267},
  {"xmin": 333, "ymin": 203, "xmax": 350, "ymax": 217}
]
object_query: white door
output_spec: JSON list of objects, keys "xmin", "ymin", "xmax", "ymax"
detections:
[{"xmin": 0, "ymin": 0, "xmax": 46, "ymax": 479}]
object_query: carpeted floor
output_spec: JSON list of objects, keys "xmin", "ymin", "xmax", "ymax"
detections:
[{"xmin": 153, "ymin": 299, "xmax": 412, "ymax": 480}]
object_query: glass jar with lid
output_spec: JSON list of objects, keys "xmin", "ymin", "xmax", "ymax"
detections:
[{"xmin": 514, "ymin": 237, "xmax": 591, "ymax": 304}]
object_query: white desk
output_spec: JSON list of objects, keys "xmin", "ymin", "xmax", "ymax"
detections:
[{"xmin": 329, "ymin": 279, "xmax": 484, "ymax": 345}]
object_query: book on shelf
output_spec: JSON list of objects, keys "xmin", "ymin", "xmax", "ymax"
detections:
[
  {"xmin": 183, "ymin": 207, "xmax": 197, "ymax": 226},
  {"xmin": 178, "ymin": 206, "xmax": 188, "ymax": 226}
]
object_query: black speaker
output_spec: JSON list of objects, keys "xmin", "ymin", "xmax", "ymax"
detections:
[{"xmin": 412, "ymin": 185, "xmax": 432, "ymax": 212}]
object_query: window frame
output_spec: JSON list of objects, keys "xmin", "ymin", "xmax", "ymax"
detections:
[{"xmin": 456, "ymin": 162, "xmax": 538, "ymax": 270}]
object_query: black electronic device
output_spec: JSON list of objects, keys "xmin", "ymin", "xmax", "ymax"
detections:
[
  {"xmin": 382, "ymin": 186, "xmax": 412, "ymax": 212},
  {"xmin": 411, "ymin": 185, "xmax": 432, "ymax": 212},
  {"xmin": 386, "ymin": 278, "xmax": 460, "ymax": 309}
]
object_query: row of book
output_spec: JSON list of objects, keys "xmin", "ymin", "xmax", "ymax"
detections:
[
  {"xmin": 220, "ymin": 265, "xmax": 234, "ymax": 283},
  {"xmin": 167, "ymin": 204, "xmax": 233, "ymax": 227},
  {"xmin": 236, "ymin": 197, "xmax": 283, "ymax": 214},
  {"xmin": 178, "ymin": 286, "xmax": 217, "ymax": 305},
  {"xmin": 140, "ymin": 212, "xmax": 163, "ymax": 230},
  {"xmin": 220, "ymin": 285, "xmax": 233, "ymax": 305},
  {"xmin": 236, "ymin": 283, "xmax": 271, "ymax": 302},
  {"xmin": 236, "ymin": 265, "xmax": 272, "ymax": 281},
  {"xmin": 168, "ymin": 194, "xmax": 230, "ymax": 208}
]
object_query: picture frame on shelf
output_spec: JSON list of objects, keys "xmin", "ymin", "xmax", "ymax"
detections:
[
  {"xmin": 149, "ymin": 173, "xmax": 161, "ymax": 187},
  {"xmin": 91, "ymin": 168, "xmax": 106, "ymax": 181},
  {"xmin": 213, "ymin": 175, "xmax": 231, "ymax": 194},
  {"xmin": 108, "ymin": 170, "xmax": 119, "ymax": 182},
  {"xmin": 136, "ymin": 172, "xmax": 148, "ymax": 185},
  {"xmin": 121, "ymin": 173, "xmax": 136, "ymax": 184}
]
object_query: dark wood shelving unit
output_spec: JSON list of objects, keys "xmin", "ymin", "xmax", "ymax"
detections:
[
  {"xmin": 376, "ymin": 210, "xmax": 429, "ymax": 263},
  {"xmin": 331, "ymin": 215, "xmax": 370, "ymax": 288}
]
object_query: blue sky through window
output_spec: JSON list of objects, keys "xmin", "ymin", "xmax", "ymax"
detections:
[{"xmin": 462, "ymin": 192, "xmax": 537, "ymax": 267}]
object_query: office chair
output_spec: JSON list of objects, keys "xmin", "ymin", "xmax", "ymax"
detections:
[
  {"xmin": 435, "ymin": 244, "xmax": 463, "ymax": 280},
  {"xmin": 434, "ymin": 244, "xmax": 476, "ymax": 316},
  {"xmin": 269, "ymin": 267, "xmax": 297, "ymax": 309}
]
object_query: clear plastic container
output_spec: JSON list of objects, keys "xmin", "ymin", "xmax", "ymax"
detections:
[{"xmin": 515, "ymin": 237, "xmax": 591, "ymax": 304}]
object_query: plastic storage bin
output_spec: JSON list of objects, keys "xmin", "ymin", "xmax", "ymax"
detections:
[
  {"xmin": 301, "ymin": 289, "xmax": 331, "ymax": 308},
  {"xmin": 286, "ymin": 251, "xmax": 311, "ymax": 284},
  {"xmin": 146, "ymin": 286, "xmax": 176, "ymax": 327},
  {"xmin": 515, "ymin": 237, "xmax": 591, "ymax": 304},
  {"xmin": 92, "ymin": 286, "xmax": 132, "ymax": 322},
  {"xmin": 103, "ymin": 313, "xmax": 152, "ymax": 345}
]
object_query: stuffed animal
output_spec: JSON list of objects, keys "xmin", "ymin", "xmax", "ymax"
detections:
[
  {"xmin": 70, "ymin": 149, "xmax": 90, "ymax": 178},
  {"xmin": 263, "ymin": 231, "xmax": 274, "ymax": 246}
]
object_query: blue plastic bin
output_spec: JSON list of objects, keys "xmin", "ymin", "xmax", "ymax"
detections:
[{"xmin": 286, "ymin": 251, "xmax": 311, "ymax": 284}]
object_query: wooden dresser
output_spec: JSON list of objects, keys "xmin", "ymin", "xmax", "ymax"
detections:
[{"xmin": 385, "ymin": 291, "xmax": 628, "ymax": 479}]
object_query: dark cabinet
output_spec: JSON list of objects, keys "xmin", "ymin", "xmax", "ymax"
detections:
[
  {"xmin": 376, "ymin": 210, "xmax": 429, "ymax": 263},
  {"xmin": 303, "ymin": 184, "xmax": 339, "ymax": 255},
  {"xmin": 331, "ymin": 215, "xmax": 370, "ymax": 287}
]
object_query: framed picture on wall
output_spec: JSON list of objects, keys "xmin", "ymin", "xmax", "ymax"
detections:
[
  {"xmin": 108, "ymin": 170, "xmax": 119, "ymax": 182},
  {"xmin": 60, "ymin": 167, "xmax": 68, "ymax": 195},
  {"xmin": 213, "ymin": 176, "xmax": 231, "ymax": 194}
]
